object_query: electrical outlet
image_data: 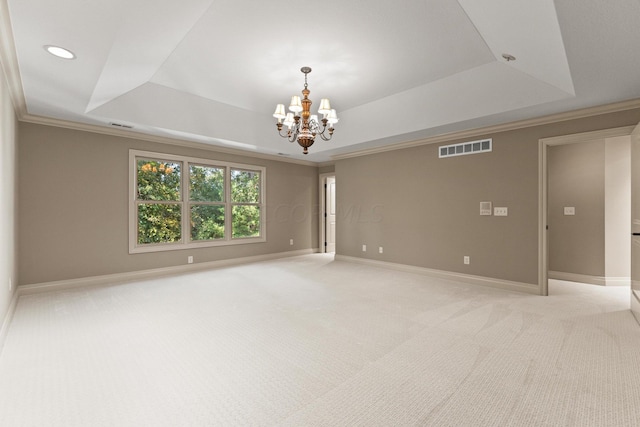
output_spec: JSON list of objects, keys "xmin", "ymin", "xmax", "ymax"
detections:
[
  {"xmin": 464, "ymin": 256, "xmax": 470, "ymax": 265},
  {"xmin": 289, "ymin": 239, "xmax": 294, "ymax": 246},
  {"xmin": 362, "ymin": 244, "xmax": 367, "ymax": 252},
  {"xmin": 379, "ymin": 247, "xmax": 383, "ymax": 254},
  {"xmin": 188, "ymin": 256, "xmax": 193, "ymax": 264},
  {"xmin": 494, "ymin": 207, "xmax": 508, "ymax": 216}
]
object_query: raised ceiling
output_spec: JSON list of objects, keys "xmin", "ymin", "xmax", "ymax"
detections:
[{"xmin": 4, "ymin": 0, "xmax": 640, "ymax": 162}]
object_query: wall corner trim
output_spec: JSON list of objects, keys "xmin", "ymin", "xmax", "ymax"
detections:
[
  {"xmin": 334, "ymin": 255, "xmax": 540, "ymax": 295},
  {"xmin": 0, "ymin": 290, "xmax": 19, "ymax": 355},
  {"xmin": 17, "ymin": 249, "xmax": 318, "ymax": 296}
]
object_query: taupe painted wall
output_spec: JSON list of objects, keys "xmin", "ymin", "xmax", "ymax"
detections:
[
  {"xmin": 548, "ymin": 140, "xmax": 605, "ymax": 277},
  {"xmin": 335, "ymin": 109, "xmax": 640, "ymax": 286},
  {"xmin": 548, "ymin": 137, "xmax": 631, "ymax": 280},
  {"xmin": 0, "ymin": 60, "xmax": 17, "ymax": 324},
  {"xmin": 18, "ymin": 123, "xmax": 319, "ymax": 285},
  {"xmin": 318, "ymin": 165, "xmax": 335, "ymax": 175}
]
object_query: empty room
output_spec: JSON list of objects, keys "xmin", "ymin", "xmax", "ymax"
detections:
[{"xmin": 2, "ymin": 0, "xmax": 640, "ymax": 425}]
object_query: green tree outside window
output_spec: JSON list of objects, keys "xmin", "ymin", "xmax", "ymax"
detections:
[
  {"xmin": 231, "ymin": 169, "xmax": 261, "ymax": 238},
  {"xmin": 134, "ymin": 155, "xmax": 263, "ymax": 248}
]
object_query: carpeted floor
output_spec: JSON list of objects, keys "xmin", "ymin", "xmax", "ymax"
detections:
[{"xmin": 1, "ymin": 254, "xmax": 639, "ymax": 426}]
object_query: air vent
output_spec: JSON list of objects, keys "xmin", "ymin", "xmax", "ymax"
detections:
[
  {"xmin": 109, "ymin": 122, "xmax": 133, "ymax": 129},
  {"xmin": 439, "ymin": 138, "xmax": 492, "ymax": 158}
]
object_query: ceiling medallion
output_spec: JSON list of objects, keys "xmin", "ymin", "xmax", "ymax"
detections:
[{"xmin": 273, "ymin": 67, "xmax": 338, "ymax": 154}]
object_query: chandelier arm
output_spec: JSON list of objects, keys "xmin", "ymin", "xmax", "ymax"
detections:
[
  {"xmin": 288, "ymin": 123, "xmax": 300, "ymax": 143},
  {"xmin": 277, "ymin": 129, "xmax": 291, "ymax": 139},
  {"xmin": 318, "ymin": 131, "xmax": 333, "ymax": 141}
]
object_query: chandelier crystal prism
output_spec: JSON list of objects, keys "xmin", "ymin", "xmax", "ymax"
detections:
[{"xmin": 273, "ymin": 67, "xmax": 338, "ymax": 154}]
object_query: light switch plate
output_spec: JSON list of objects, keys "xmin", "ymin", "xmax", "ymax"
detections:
[
  {"xmin": 480, "ymin": 201, "xmax": 492, "ymax": 216},
  {"xmin": 564, "ymin": 207, "xmax": 576, "ymax": 215}
]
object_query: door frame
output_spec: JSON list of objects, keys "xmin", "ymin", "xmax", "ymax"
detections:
[
  {"xmin": 538, "ymin": 125, "xmax": 635, "ymax": 296},
  {"xmin": 630, "ymin": 122, "xmax": 640, "ymax": 323},
  {"xmin": 319, "ymin": 173, "xmax": 336, "ymax": 253}
]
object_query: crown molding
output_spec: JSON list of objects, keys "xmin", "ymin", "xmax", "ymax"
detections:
[
  {"xmin": 316, "ymin": 160, "xmax": 336, "ymax": 168},
  {"xmin": 5, "ymin": 0, "xmax": 639, "ymax": 169},
  {"xmin": 20, "ymin": 113, "xmax": 319, "ymax": 167},
  {"xmin": 331, "ymin": 98, "xmax": 640, "ymax": 161},
  {"xmin": 0, "ymin": 0, "xmax": 27, "ymax": 116},
  {"xmin": 539, "ymin": 125, "xmax": 635, "ymax": 146}
]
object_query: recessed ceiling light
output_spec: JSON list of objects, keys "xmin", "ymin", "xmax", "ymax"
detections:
[{"xmin": 44, "ymin": 45, "xmax": 76, "ymax": 60}]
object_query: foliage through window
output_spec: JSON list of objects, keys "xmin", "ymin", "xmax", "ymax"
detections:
[
  {"xmin": 231, "ymin": 169, "xmax": 261, "ymax": 238},
  {"xmin": 136, "ymin": 160, "xmax": 182, "ymax": 244},
  {"xmin": 130, "ymin": 151, "xmax": 265, "ymax": 253},
  {"xmin": 190, "ymin": 165, "xmax": 225, "ymax": 241}
]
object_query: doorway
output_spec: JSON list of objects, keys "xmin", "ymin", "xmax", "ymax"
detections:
[
  {"xmin": 539, "ymin": 126, "xmax": 634, "ymax": 295},
  {"xmin": 319, "ymin": 173, "xmax": 336, "ymax": 253}
]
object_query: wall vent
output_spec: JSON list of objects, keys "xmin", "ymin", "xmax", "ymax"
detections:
[
  {"xmin": 109, "ymin": 122, "xmax": 133, "ymax": 129},
  {"xmin": 439, "ymin": 138, "xmax": 492, "ymax": 158}
]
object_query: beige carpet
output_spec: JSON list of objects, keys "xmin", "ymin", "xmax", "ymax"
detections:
[{"xmin": 1, "ymin": 254, "xmax": 639, "ymax": 426}]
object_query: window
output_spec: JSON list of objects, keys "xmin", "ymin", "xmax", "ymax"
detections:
[
  {"xmin": 130, "ymin": 150, "xmax": 265, "ymax": 253},
  {"xmin": 231, "ymin": 169, "xmax": 261, "ymax": 239}
]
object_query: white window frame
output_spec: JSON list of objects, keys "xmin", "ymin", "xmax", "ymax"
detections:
[{"xmin": 129, "ymin": 150, "xmax": 266, "ymax": 254}]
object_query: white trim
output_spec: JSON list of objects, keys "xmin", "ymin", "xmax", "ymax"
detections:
[
  {"xmin": 539, "ymin": 137, "xmax": 549, "ymax": 296},
  {"xmin": 318, "ymin": 173, "xmax": 335, "ymax": 254},
  {"xmin": 2, "ymin": 0, "xmax": 640, "ymax": 171},
  {"xmin": 332, "ymin": 100, "xmax": 640, "ymax": 161},
  {"xmin": 540, "ymin": 126, "xmax": 635, "ymax": 146},
  {"xmin": 20, "ymin": 114, "xmax": 318, "ymax": 167},
  {"xmin": 18, "ymin": 249, "xmax": 318, "ymax": 296},
  {"xmin": 632, "ymin": 289, "xmax": 640, "ymax": 324},
  {"xmin": 316, "ymin": 161, "xmax": 335, "ymax": 168},
  {"xmin": 548, "ymin": 271, "xmax": 630, "ymax": 287},
  {"xmin": 539, "ymin": 126, "xmax": 635, "ymax": 296},
  {"xmin": 335, "ymin": 255, "xmax": 540, "ymax": 295},
  {"xmin": 605, "ymin": 277, "xmax": 632, "ymax": 286},
  {"xmin": 0, "ymin": 290, "xmax": 19, "ymax": 355},
  {"xmin": 0, "ymin": 0, "xmax": 27, "ymax": 116}
]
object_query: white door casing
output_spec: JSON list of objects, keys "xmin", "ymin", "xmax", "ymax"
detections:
[
  {"xmin": 326, "ymin": 176, "xmax": 336, "ymax": 253},
  {"xmin": 630, "ymin": 122, "xmax": 640, "ymax": 323}
]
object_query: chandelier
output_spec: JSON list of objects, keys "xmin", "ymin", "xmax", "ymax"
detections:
[{"xmin": 273, "ymin": 67, "xmax": 338, "ymax": 154}]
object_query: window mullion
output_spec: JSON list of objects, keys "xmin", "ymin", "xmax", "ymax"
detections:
[
  {"xmin": 182, "ymin": 161, "xmax": 189, "ymax": 244},
  {"xmin": 225, "ymin": 166, "xmax": 231, "ymax": 241}
]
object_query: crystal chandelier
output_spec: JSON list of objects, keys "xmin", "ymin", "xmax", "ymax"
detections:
[{"xmin": 273, "ymin": 67, "xmax": 339, "ymax": 154}]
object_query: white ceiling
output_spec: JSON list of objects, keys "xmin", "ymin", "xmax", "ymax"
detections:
[{"xmin": 5, "ymin": 0, "xmax": 640, "ymax": 162}]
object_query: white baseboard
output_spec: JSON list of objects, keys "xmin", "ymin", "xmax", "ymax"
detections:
[
  {"xmin": 335, "ymin": 255, "xmax": 540, "ymax": 295},
  {"xmin": 0, "ymin": 290, "xmax": 19, "ymax": 355},
  {"xmin": 604, "ymin": 277, "xmax": 632, "ymax": 286},
  {"xmin": 548, "ymin": 271, "xmax": 630, "ymax": 286},
  {"xmin": 18, "ymin": 249, "xmax": 318, "ymax": 296}
]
